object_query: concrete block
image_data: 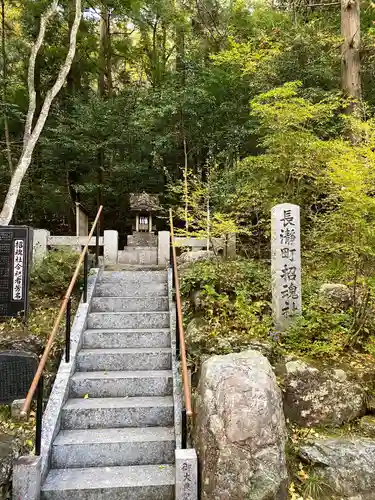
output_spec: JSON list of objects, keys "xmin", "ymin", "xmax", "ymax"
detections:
[
  {"xmin": 226, "ymin": 233, "xmax": 236, "ymax": 258},
  {"xmin": 118, "ymin": 247, "xmax": 158, "ymax": 265},
  {"xmin": 11, "ymin": 399, "xmax": 26, "ymax": 421},
  {"xmin": 12, "ymin": 455, "xmax": 41, "ymax": 500},
  {"xmin": 33, "ymin": 229, "xmax": 49, "ymax": 264},
  {"xmin": 104, "ymin": 230, "xmax": 118, "ymax": 264},
  {"xmin": 175, "ymin": 448, "xmax": 198, "ymax": 500},
  {"xmin": 158, "ymin": 231, "xmax": 170, "ymax": 267}
]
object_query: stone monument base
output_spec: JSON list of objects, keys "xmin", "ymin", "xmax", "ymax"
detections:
[{"xmin": 127, "ymin": 232, "xmax": 157, "ymax": 247}]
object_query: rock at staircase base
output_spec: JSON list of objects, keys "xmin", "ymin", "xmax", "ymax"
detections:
[
  {"xmin": 299, "ymin": 438, "xmax": 375, "ymax": 499},
  {"xmin": 195, "ymin": 349, "xmax": 288, "ymax": 500}
]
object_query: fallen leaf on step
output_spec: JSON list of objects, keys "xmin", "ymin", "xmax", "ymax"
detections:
[{"xmin": 84, "ymin": 394, "xmax": 89, "ymax": 399}]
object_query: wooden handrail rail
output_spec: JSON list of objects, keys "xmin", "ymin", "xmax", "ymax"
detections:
[
  {"xmin": 169, "ymin": 209, "xmax": 192, "ymax": 417},
  {"xmin": 21, "ymin": 205, "xmax": 103, "ymax": 417}
]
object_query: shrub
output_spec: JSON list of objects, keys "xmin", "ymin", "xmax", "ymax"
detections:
[
  {"xmin": 180, "ymin": 258, "xmax": 271, "ymax": 302},
  {"xmin": 30, "ymin": 249, "xmax": 84, "ymax": 297},
  {"xmin": 180, "ymin": 259, "xmax": 273, "ymax": 364}
]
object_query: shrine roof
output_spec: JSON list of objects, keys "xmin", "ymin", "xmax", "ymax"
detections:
[{"xmin": 129, "ymin": 192, "xmax": 160, "ymax": 211}]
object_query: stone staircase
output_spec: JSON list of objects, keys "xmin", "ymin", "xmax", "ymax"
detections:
[{"xmin": 41, "ymin": 268, "xmax": 176, "ymax": 499}]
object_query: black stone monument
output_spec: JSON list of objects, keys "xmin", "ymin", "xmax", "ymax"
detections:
[
  {"xmin": 0, "ymin": 226, "xmax": 33, "ymax": 319},
  {"xmin": 0, "ymin": 351, "xmax": 38, "ymax": 404}
]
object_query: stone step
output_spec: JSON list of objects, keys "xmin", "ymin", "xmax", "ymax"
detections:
[
  {"xmin": 41, "ymin": 464, "xmax": 175, "ymax": 500},
  {"xmin": 100, "ymin": 270, "xmax": 167, "ymax": 283},
  {"xmin": 70, "ymin": 370, "xmax": 173, "ymax": 398},
  {"xmin": 91, "ymin": 297, "xmax": 169, "ymax": 313},
  {"xmin": 77, "ymin": 348, "xmax": 172, "ymax": 372},
  {"xmin": 61, "ymin": 396, "xmax": 174, "ymax": 430},
  {"xmin": 83, "ymin": 329, "xmax": 171, "ymax": 349},
  {"xmin": 95, "ymin": 282, "xmax": 168, "ymax": 297},
  {"xmin": 87, "ymin": 312, "xmax": 169, "ymax": 330},
  {"xmin": 105, "ymin": 264, "xmax": 166, "ymax": 271},
  {"xmin": 52, "ymin": 427, "xmax": 175, "ymax": 468}
]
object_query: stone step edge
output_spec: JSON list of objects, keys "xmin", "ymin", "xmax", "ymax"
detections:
[
  {"xmin": 53, "ymin": 426, "xmax": 175, "ymax": 445},
  {"xmin": 71, "ymin": 369, "xmax": 173, "ymax": 379},
  {"xmin": 42, "ymin": 464, "xmax": 175, "ymax": 491}
]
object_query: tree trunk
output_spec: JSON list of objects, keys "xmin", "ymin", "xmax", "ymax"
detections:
[
  {"xmin": 341, "ymin": 0, "xmax": 361, "ymax": 114},
  {"xmin": 0, "ymin": 0, "xmax": 82, "ymax": 226},
  {"xmin": 97, "ymin": 6, "xmax": 113, "ymax": 229},
  {"xmin": 1, "ymin": 0, "xmax": 13, "ymax": 177}
]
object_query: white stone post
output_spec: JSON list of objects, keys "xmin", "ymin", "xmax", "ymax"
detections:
[
  {"xmin": 12, "ymin": 455, "xmax": 41, "ymax": 500},
  {"xmin": 175, "ymin": 448, "xmax": 198, "ymax": 500},
  {"xmin": 226, "ymin": 233, "xmax": 236, "ymax": 258},
  {"xmin": 271, "ymin": 203, "xmax": 301, "ymax": 331},
  {"xmin": 32, "ymin": 229, "xmax": 50, "ymax": 264},
  {"xmin": 158, "ymin": 231, "xmax": 170, "ymax": 267},
  {"xmin": 103, "ymin": 230, "xmax": 118, "ymax": 265}
]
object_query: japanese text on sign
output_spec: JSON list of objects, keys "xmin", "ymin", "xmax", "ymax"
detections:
[
  {"xmin": 279, "ymin": 209, "xmax": 299, "ymax": 318},
  {"xmin": 12, "ymin": 239, "xmax": 24, "ymax": 301}
]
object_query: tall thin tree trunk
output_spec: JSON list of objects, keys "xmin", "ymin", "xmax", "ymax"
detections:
[
  {"xmin": 0, "ymin": 0, "xmax": 82, "ymax": 226},
  {"xmin": 183, "ymin": 135, "xmax": 188, "ymax": 233},
  {"xmin": 1, "ymin": 0, "xmax": 13, "ymax": 177},
  {"xmin": 341, "ymin": 0, "xmax": 361, "ymax": 115},
  {"xmin": 176, "ymin": 26, "xmax": 185, "ymax": 85},
  {"xmin": 97, "ymin": 6, "xmax": 112, "ymax": 228}
]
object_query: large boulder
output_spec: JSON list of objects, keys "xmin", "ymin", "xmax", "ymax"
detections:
[
  {"xmin": 319, "ymin": 283, "xmax": 351, "ymax": 310},
  {"xmin": 299, "ymin": 438, "xmax": 375, "ymax": 499},
  {"xmin": 177, "ymin": 250, "xmax": 215, "ymax": 270},
  {"xmin": 279, "ymin": 359, "xmax": 365, "ymax": 427},
  {"xmin": 195, "ymin": 350, "xmax": 288, "ymax": 500}
]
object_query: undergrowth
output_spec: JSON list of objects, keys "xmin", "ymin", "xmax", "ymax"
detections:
[
  {"xmin": 180, "ymin": 257, "xmax": 375, "ymax": 366},
  {"xmin": 0, "ymin": 249, "xmax": 85, "ymax": 452}
]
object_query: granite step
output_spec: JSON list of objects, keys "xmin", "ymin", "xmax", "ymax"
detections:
[
  {"xmin": 100, "ymin": 270, "xmax": 167, "ymax": 283},
  {"xmin": 76, "ymin": 348, "xmax": 172, "ymax": 372},
  {"xmin": 91, "ymin": 296, "xmax": 169, "ymax": 313},
  {"xmin": 95, "ymin": 282, "xmax": 167, "ymax": 297},
  {"xmin": 52, "ymin": 427, "xmax": 175, "ymax": 468},
  {"xmin": 87, "ymin": 312, "xmax": 169, "ymax": 329},
  {"xmin": 70, "ymin": 370, "xmax": 173, "ymax": 398},
  {"xmin": 61, "ymin": 396, "xmax": 174, "ymax": 430},
  {"xmin": 83, "ymin": 328, "xmax": 171, "ymax": 349},
  {"xmin": 41, "ymin": 464, "xmax": 175, "ymax": 500}
]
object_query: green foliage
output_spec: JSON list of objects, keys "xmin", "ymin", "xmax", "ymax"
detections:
[
  {"xmin": 30, "ymin": 249, "xmax": 84, "ymax": 297},
  {"xmin": 282, "ymin": 300, "xmax": 352, "ymax": 358},
  {"xmin": 180, "ymin": 259, "xmax": 273, "ymax": 363}
]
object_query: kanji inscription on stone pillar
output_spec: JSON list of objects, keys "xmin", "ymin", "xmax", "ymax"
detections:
[{"xmin": 271, "ymin": 203, "xmax": 301, "ymax": 331}]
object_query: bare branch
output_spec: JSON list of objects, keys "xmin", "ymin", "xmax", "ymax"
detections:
[{"xmin": 0, "ymin": 0, "xmax": 82, "ymax": 225}]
